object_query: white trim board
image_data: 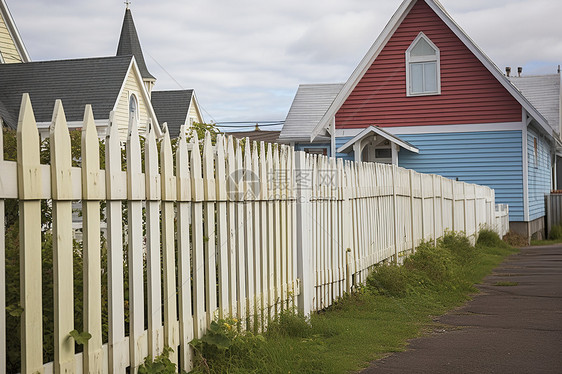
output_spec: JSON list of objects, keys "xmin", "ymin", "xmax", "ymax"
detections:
[
  {"xmin": 335, "ymin": 122, "xmax": 525, "ymax": 138},
  {"xmin": 310, "ymin": 0, "xmax": 552, "ymax": 141}
]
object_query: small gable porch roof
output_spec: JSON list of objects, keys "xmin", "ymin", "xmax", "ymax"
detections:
[{"xmin": 337, "ymin": 126, "xmax": 419, "ymax": 154}]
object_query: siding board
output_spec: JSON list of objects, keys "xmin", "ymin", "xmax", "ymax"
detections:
[
  {"xmin": 397, "ymin": 130, "xmax": 525, "ymax": 221},
  {"xmin": 336, "ymin": 0, "xmax": 521, "ymax": 129},
  {"xmin": 0, "ymin": 12, "xmax": 22, "ymax": 63}
]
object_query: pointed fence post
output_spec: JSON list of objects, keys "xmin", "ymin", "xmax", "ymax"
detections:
[
  {"xmin": 294, "ymin": 151, "xmax": 313, "ymax": 315},
  {"xmin": 225, "ymin": 137, "xmax": 238, "ymax": 318},
  {"xmin": 215, "ymin": 135, "xmax": 229, "ymax": 320},
  {"xmin": 105, "ymin": 111, "xmax": 128, "ymax": 373},
  {"xmin": 234, "ymin": 139, "xmax": 247, "ymax": 323},
  {"xmin": 160, "ymin": 124, "xmax": 179, "ymax": 365},
  {"xmin": 243, "ymin": 139, "xmax": 255, "ymax": 329},
  {"xmin": 190, "ymin": 133, "xmax": 207, "ymax": 338},
  {"xmin": 127, "ymin": 115, "xmax": 146, "ymax": 372},
  {"xmin": 49, "ymin": 100, "xmax": 75, "ymax": 374},
  {"xmin": 202, "ymin": 132, "xmax": 218, "ymax": 325},
  {"xmin": 176, "ymin": 125, "xmax": 194, "ymax": 371},
  {"xmin": 265, "ymin": 143, "xmax": 275, "ymax": 318},
  {"xmin": 145, "ymin": 120, "xmax": 163, "ymax": 359},
  {"xmin": 17, "ymin": 93, "xmax": 44, "ymax": 374},
  {"xmin": 251, "ymin": 142, "xmax": 262, "ymax": 330},
  {"xmin": 81, "ymin": 105, "xmax": 104, "ymax": 373}
]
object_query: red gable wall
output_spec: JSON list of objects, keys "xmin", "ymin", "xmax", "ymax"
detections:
[{"xmin": 336, "ymin": 0, "xmax": 522, "ymax": 129}]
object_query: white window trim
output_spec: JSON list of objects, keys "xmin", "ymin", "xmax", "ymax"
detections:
[{"xmin": 405, "ymin": 32, "xmax": 441, "ymax": 97}]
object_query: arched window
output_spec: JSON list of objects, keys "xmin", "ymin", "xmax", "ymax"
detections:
[
  {"xmin": 406, "ymin": 32, "xmax": 440, "ymax": 96},
  {"xmin": 129, "ymin": 94, "xmax": 139, "ymax": 122}
]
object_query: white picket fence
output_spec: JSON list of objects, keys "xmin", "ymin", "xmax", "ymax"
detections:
[{"xmin": 0, "ymin": 95, "xmax": 509, "ymax": 373}]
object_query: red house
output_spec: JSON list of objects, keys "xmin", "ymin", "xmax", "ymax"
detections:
[{"xmin": 280, "ymin": 0, "xmax": 561, "ymax": 239}]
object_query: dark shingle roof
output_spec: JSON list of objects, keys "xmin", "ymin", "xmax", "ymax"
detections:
[
  {"xmin": 0, "ymin": 55, "xmax": 132, "ymax": 129},
  {"xmin": 226, "ymin": 130, "xmax": 281, "ymax": 144},
  {"xmin": 116, "ymin": 9, "xmax": 155, "ymax": 81},
  {"xmin": 151, "ymin": 90, "xmax": 193, "ymax": 138}
]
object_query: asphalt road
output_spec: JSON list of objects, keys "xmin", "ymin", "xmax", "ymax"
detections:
[{"xmin": 361, "ymin": 245, "xmax": 562, "ymax": 374}]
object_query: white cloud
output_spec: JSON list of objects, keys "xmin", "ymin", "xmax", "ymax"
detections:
[{"xmin": 7, "ymin": 0, "xmax": 561, "ymax": 123}]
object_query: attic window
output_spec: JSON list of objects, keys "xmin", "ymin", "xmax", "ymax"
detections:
[{"xmin": 406, "ymin": 32, "xmax": 441, "ymax": 96}]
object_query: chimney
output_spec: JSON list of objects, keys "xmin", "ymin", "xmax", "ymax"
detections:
[
  {"xmin": 517, "ymin": 67, "xmax": 522, "ymax": 77},
  {"xmin": 506, "ymin": 67, "xmax": 511, "ymax": 77}
]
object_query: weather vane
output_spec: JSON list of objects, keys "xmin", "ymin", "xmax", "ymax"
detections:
[{"xmin": 125, "ymin": 0, "xmax": 131, "ymax": 9}]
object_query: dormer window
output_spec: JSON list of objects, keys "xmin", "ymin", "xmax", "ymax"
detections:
[{"xmin": 406, "ymin": 32, "xmax": 440, "ymax": 96}]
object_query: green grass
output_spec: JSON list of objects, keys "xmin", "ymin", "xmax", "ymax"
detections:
[
  {"xmin": 530, "ymin": 238, "xmax": 562, "ymax": 246},
  {"xmin": 190, "ymin": 231, "xmax": 517, "ymax": 374}
]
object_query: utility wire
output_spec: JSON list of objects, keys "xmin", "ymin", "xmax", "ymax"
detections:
[{"xmin": 147, "ymin": 52, "xmax": 217, "ymax": 123}]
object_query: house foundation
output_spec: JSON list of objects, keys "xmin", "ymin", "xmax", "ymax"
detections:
[{"xmin": 510, "ymin": 217, "xmax": 545, "ymax": 241}]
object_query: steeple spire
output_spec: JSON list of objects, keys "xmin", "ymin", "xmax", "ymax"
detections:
[{"xmin": 116, "ymin": 7, "xmax": 156, "ymax": 82}]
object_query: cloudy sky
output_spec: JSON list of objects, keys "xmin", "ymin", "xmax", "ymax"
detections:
[{"xmin": 7, "ymin": 0, "xmax": 562, "ymax": 128}]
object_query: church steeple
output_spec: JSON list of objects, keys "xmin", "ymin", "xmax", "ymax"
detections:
[{"xmin": 116, "ymin": 5, "xmax": 156, "ymax": 92}]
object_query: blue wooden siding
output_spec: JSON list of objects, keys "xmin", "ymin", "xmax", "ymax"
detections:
[
  {"xmin": 397, "ymin": 131, "xmax": 525, "ymax": 221},
  {"xmin": 527, "ymin": 126, "xmax": 552, "ymax": 221},
  {"xmin": 335, "ymin": 137, "xmax": 354, "ymax": 161}
]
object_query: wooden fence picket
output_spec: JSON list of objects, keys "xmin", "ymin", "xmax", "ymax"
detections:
[
  {"xmin": 190, "ymin": 132, "xmax": 207, "ymax": 338},
  {"xmin": 105, "ymin": 111, "xmax": 128, "ymax": 373},
  {"xmin": 234, "ymin": 138, "xmax": 247, "ymax": 325},
  {"xmin": 160, "ymin": 125, "xmax": 179, "ymax": 364},
  {"xmin": 215, "ymin": 135, "xmax": 229, "ymax": 319},
  {"xmin": 126, "ymin": 115, "xmax": 146, "ymax": 372},
  {"xmin": 49, "ymin": 100, "xmax": 75, "ymax": 374},
  {"xmin": 243, "ymin": 139, "xmax": 255, "ymax": 329},
  {"xmin": 81, "ymin": 105, "xmax": 104, "ymax": 373},
  {"xmin": 251, "ymin": 142, "xmax": 262, "ymax": 330},
  {"xmin": 176, "ymin": 125, "xmax": 193, "ymax": 371},
  {"xmin": 144, "ymin": 120, "xmax": 163, "ymax": 359},
  {"xmin": 202, "ymin": 132, "xmax": 218, "ymax": 325},
  {"xmin": 225, "ymin": 137, "xmax": 238, "ymax": 318},
  {"xmin": 17, "ymin": 94, "xmax": 44, "ymax": 374}
]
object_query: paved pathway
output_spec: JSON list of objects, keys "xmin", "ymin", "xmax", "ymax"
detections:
[{"xmin": 361, "ymin": 245, "xmax": 562, "ymax": 374}]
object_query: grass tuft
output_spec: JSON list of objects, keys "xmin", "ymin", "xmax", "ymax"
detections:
[{"xmin": 190, "ymin": 230, "xmax": 517, "ymax": 374}]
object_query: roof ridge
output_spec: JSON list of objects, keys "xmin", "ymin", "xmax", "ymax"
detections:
[{"xmin": 1, "ymin": 55, "xmax": 134, "ymax": 65}]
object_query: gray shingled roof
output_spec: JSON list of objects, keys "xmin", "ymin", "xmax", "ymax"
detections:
[
  {"xmin": 509, "ymin": 74, "xmax": 560, "ymax": 134},
  {"xmin": 226, "ymin": 130, "xmax": 281, "ymax": 144},
  {"xmin": 151, "ymin": 90, "xmax": 193, "ymax": 138},
  {"xmin": 279, "ymin": 83, "xmax": 343, "ymax": 142},
  {"xmin": 0, "ymin": 55, "xmax": 132, "ymax": 129},
  {"xmin": 116, "ymin": 8, "xmax": 155, "ymax": 81}
]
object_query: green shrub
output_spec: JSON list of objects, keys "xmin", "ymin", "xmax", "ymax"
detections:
[
  {"xmin": 366, "ymin": 263, "xmax": 412, "ymax": 297},
  {"xmin": 405, "ymin": 242, "xmax": 454, "ymax": 284},
  {"xmin": 477, "ymin": 228, "xmax": 506, "ymax": 248},
  {"xmin": 549, "ymin": 224, "xmax": 562, "ymax": 240}
]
